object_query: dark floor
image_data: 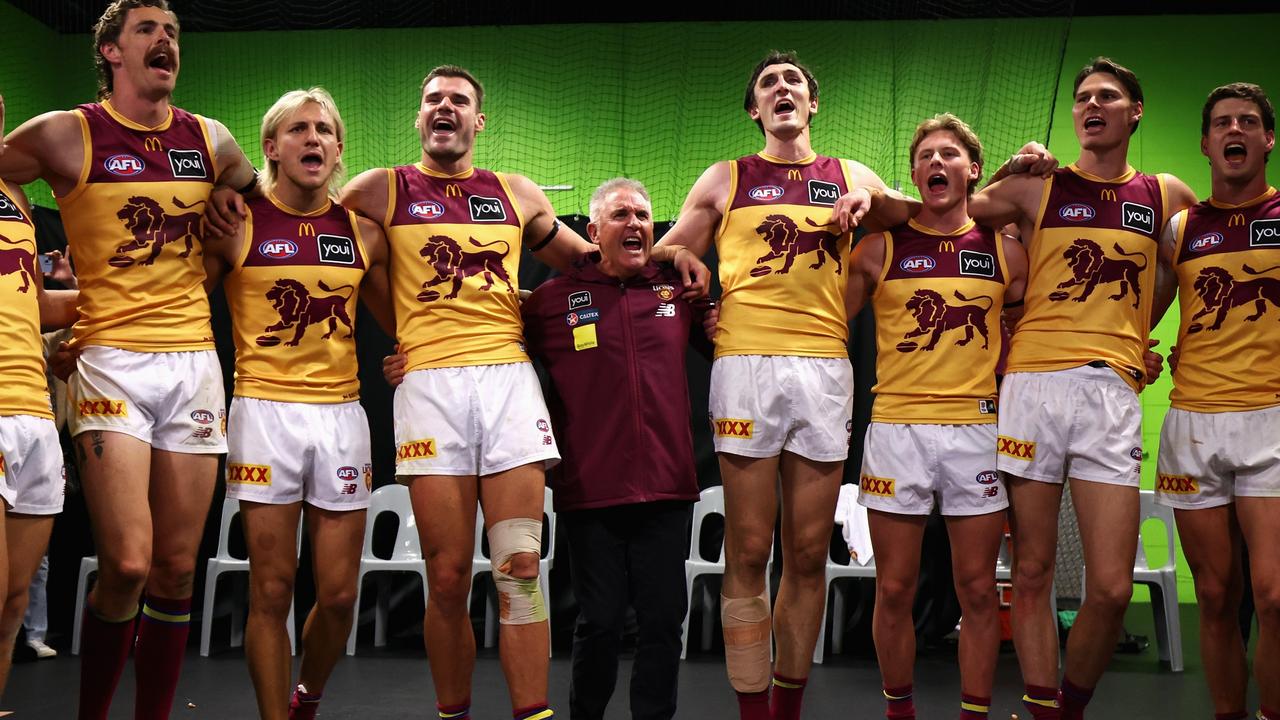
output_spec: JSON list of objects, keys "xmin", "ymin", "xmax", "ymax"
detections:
[{"xmin": 1, "ymin": 602, "xmax": 1246, "ymax": 719}]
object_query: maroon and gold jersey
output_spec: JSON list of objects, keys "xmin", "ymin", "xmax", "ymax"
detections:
[
  {"xmin": 714, "ymin": 153, "xmax": 853, "ymax": 358},
  {"xmin": 871, "ymin": 219, "xmax": 1007, "ymax": 423},
  {"xmin": 1170, "ymin": 188, "xmax": 1280, "ymax": 411},
  {"xmin": 57, "ymin": 101, "xmax": 217, "ymax": 351},
  {"xmin": 1006, "ymin": 164, "xmax": 1167, "ymax": 388},
  {"xmin": 225, "ymin": 194, "xmax": 367, "ymax": 403},
  {"xmin": 0, "ymin": 179, "xmax": 52, "ymax": 419},
  {"xmin": 385, "ymin": 164, "xmax": 526, "ymax": 371}
]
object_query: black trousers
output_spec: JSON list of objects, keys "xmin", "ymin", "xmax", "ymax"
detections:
[{"xmin": 563, "ymin": 500, "xmax": 692, "ymax": 720}]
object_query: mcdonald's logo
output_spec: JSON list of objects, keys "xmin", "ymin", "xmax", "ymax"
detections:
[
  {"xmin": 787, "ymin": 169, "xmax": 802, "ymax": 182},
  {"xmin": 1100, "ymin": 189, "xmax": 1117, "ymax": 202},
  {"xmin": 298, "ymin": 222, "xmax": 316, "ymax": 237},
  {"xmin": 445, "ymin": 184, "xmax": 463, "ymax": 198},
  {"xmin": 938, "ymin": 240, "xmax": 955, "ymax": 253},
  {"xmin": 1229, "ymin": 213, "xmax": 1246, "ymax": 228},
  {"xmin": 144, "ymin": 136, "xmax": 163, "ymax": 152}
]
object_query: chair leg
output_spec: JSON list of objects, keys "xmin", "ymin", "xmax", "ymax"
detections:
[
  {"xmin": 287, "ymin": 599, "xmax": 297, "ymax": 657},
  {"xmin": 230, "ymin": 573, "xmax": 247, "ymax": 649},
  {"xmin": 700, "ymin": 582, "xmax": 715, "ymax": 652},
  {"xmin": 200, "ymin": 566, "xmax": 219, "ymax": 657},
  {"xmin": 73, "ymin": 564, "xmax": 95, "ymax": 656},
  {"xmin": 831, "ymin": 584, "xmax": 847, "ymax": 656},
  {"xmin": 346, "ymin": 576, "xmax": 364, "ymax": 656},
  {"xmin": 484, "ymin": 583, "xmax": 498, "ymax": 649},
  {"xmin": 813, "ymin": 580, "xmax": 829, "ymax": 665},
  {"xmin": 374, "ymin": 574, "xmax": 389, "ymax": 648},
  {"xmin": 1159, "ymin": 574, "xmax": 1183, "ymax": 671},
  {"xmin": 681, "ymin": 571, "xmax": 695, "ymax": 660},
  {"xmin": 539, "ymin": 564, "xmax": 552, "ymax": 659}
]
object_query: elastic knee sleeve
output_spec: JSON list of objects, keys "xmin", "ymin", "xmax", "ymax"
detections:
[
  {"xmin": 487, "ymin": 518, "xmax": 546, "ymax": 625},
  {"xmin": 721, "ymin": 589, "xmax": 771, "ymax": 693}
]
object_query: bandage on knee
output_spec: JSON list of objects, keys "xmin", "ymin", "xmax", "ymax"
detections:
[
  {"xmin": 721, "ymin": 589, "xmax": 772, "ymax": 693},
  {"xmin": 487, "ymin": 517, "xmax": 546, "ymax": 625}
]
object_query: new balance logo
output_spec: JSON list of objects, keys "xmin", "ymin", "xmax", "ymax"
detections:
[
  {"xmin": 859, "ymin": 474, "xmax": 895, "ymax": 497},
  {"xmin": 227, "ymin": 464, "xmax": 271, "ymax": 486},
  {"xmin": 1156, "ymin": 474, "xmax": 1199, "ymax": 494},
  {"xmin": 997, "ymin": 436, "xmax": 1035, "ymax": 460},
  {"xmin": 655, "ymin": 303, "xmax": 676, "ymax": 317},
  {"xmin": 396, "ymin": 438, "xmax": 437, "ymax": 461},
  {"xmin": 78, "ymin": 399, "xmax": 128, "ymax": 417},
  {"xmin": 713, "ymin": 418, "xmax": 753, "ymax": 438}
]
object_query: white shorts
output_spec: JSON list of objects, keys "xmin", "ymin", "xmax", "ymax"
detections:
[
  {"xmin": 858, "ymin": 422, "xmax": 1006, "ymax": 516},
  {"xmin": 394, "ymin": 363, "xmax": 559, "ymax": 478},
  {"xmin": 996, "ymin": 365, "xmax": 1142, "ymax": 487},
  {"xmin": 709, "ymin": 355, "xmax": 854, "ymax": 463},
  {"xmin": 225, "ymin": 397, "xmax": 372, "ymax": 511},
  {"xmin": 0, "ymin": 415, "xmax": 65, "ymax": 515},
  {"xmin": 68, "ymin": 346, "xmax": 227, "ymax": 453},
  {"xmin": 1156, "ymin": 406, "xmax": 1280, "ymax": 510}
]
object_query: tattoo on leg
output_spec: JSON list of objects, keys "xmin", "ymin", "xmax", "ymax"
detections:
[{"xmin": 92, "ymin": 431, "xmax": 104, "ymax": 460}]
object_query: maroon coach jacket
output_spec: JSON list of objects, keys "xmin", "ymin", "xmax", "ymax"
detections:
[{"xmin": 523, "ymin": 254, "xmax": 707, "ymax": 512}]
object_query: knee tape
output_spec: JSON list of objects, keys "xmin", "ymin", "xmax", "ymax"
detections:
[
  {"xmin": 721, "ymin": 589, "xmax": 771, "ymax": 693},
  {"xmin": 487, "ymin": 517, "xmax": 546, "ymax": 625}
]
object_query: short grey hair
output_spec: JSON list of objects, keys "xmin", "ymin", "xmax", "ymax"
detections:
[{"xmin": 588, "ymin": 177, "xmax": 651, "ymax": 225}]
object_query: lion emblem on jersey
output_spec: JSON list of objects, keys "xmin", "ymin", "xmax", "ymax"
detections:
[
  {"xmin": 1049, "ymin": 238, "xmax": 1147, "ymax": 307},
  {"xmin": 416, "ymin": 235, "xmax": 515, "ymax": 302},
  {"xmin": 0, "ymin": 233, "xmax": 36, "ymax": 293},
  {"xmin": 257, "ymin": 279, "xmax": 355, "ymax": 347},
  {"xmin": 112, "ymin": 196, "xmax": 205, "ymax": 267},
  {"xmin": 899, "ymin": 289, "xmax": 993, "ymax": 352},
  {"xmin": 1186, "ymin": 264, "xmax": 1280, "ymax": 333},
  {"xmin": 751, "ymin": 215, "xmax": 842, "ymax": 276}
]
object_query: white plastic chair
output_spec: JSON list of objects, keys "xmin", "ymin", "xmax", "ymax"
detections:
[
  {"xmin": 813, "ymin": 518, "xmax": 876, "ymax": 664},
  {"xmin": 1133, "ymin": 490, "xmax": 1183, "ymax": 671},
  {"xmin": 680, "ymin": 486, "xmax": 774, "ymax": 659},
  {"xmin": 71, "ymin": 556, "xmax": 98, "ymax": 655},
  {"xmin": 200, "ymin": 497, "xmax": 297, "ymax": 657},
  {"xmin": 346, "ymin": 484, "xmax": 428, "ymax": 655},
  {"xmin": 472, "ymin": 487, "xmax": 556, "ymax": 657}
]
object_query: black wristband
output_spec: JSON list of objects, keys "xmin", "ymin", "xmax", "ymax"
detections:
[
  {"xmin": 236, "ymin": 171, "xmax": 259, "ymax": 195},
  {"xmin": 529, "ymin": 219, "xmax": 560, "ymax": 252},
  {"xmin": 1003, "ymin": 299, "xmax": 1024, "ymax": 309}
]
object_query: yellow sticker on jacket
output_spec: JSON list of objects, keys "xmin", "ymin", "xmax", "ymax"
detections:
[{"xmin": 573, "ymin": 324, "xmax": 598, "ymax": 351}]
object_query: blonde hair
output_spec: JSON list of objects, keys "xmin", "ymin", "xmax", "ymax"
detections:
[
  {"xmin": 260, "ymin": 87, "xmax": 346, "ymax": 195},
  {"xmin": 908, "ymin": 113, "xmax": 985, "ymax": 194}
]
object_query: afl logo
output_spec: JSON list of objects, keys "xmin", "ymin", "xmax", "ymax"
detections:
[
  {"xmin": 259, "ymin": 240, "xmax": 298, "ymax": 259},
  {"xmin": 976, "ymin": 471, "xmax": 998, "ymax": 485},
  {"xmin": 748, "ymin": 185, "xmax": 785, "ymax": 201},
  {"xmin": 408, "ymin": 201, "xmax": 445, "ymax": 220},
  {"xmin": 1190, "ymin": 232, "xmax": 1223, "ymax": 252},
  {"xmin": 190, "ymin": 410, "xmax": 215, "ymax": 425},
  {"xmin": 1059, "ymin": 203, "xmax": 1096, "ymax": 221},
  {"xmin": 899, "ymin": 255, "xmax": 936, "ymax": 273},
  {"xmin": 337, "ymin": 466, "xmax": 359, "ymax": 481},
  {"xmin": 104, "ymin": 154, "xmax": 144, "ymax": 176}
]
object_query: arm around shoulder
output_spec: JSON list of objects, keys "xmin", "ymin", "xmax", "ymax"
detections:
[
  {"xmin": 657, "ymin": 161, "xmax": 731, "ymax": 258},
  {"xmin": 356, "ymin": 215, "xmax": 395, "ymax": 337}
]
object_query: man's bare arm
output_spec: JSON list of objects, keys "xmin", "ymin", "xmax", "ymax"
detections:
[
  {"xmin": 845, "ymin": 232, "xmax": 885, "ymax": 319},
  {"xmin": 655, "ymin": 161, "xmax": 731, "ymax": 259},
  {"xmin": 504, "ymin": 172, "xmax": 594, "ymax": 272},
  {"xmin": 356, "ymin": 216, "xmax": 395, "ymax": 337},
  {"xmin": 0, "ymin": 109, "xmax": 83, "ymax": 192},
  {"xmin": 1151, "ymin": 213, "xmax": 1183, "ymax": 327},
  {"xmin": 970, "ymin": 173, "xmax": 1043, "ymax": 231}
]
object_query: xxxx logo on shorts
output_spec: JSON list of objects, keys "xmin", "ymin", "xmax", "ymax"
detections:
[
  {"xmin": 859, "ymin": 474, "xmax": 895, "ymax": 497},
  {"xmin": 397, "ymin": 438, "xmax": 437, "ymax": 461},
  {"xmin": 997, "ymin": 435, "xmax": 1035, "ymax": 461},
  {"xmin": 713, "ymin": 418, "xmax": 753, "ymax": 439},
  {"xmin": 227, "ymin": 464, "xmax": 271, "ymax": 486},
  {"xmin": 78, "ymin": 399, "xmax": 128, "ymax": 417},
  {"xmin": 1156, "ymin": 474, "xmax": 1199, "ymax": 495}
]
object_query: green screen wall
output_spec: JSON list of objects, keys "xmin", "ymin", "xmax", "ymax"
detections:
[{"xmin": 3, "ymin": 3, "xmax": 1280, "ymax": 602}]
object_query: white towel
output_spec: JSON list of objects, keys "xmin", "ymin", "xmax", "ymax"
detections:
[{"xmin": 835, "ymin": 483, "xmax": 874, "ymax": 566}]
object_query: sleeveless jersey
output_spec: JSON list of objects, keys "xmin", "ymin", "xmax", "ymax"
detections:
[
  {"xmin": 1006, "ymin": 164, "xmax": 1166, "ymax": 388},
  {"xmin": 385, "ymin": 164, "xmax": 527, "ymax": 371},
  {"xmin": 0, "ymin": 179, "xmax": 52, "ymax": 419},
  {"xmin": 57, "ymin": 101, "xmax": 217, "ymax": 351},
  {"xmin": 225, "ymin": 194, "xmax": 367, "ymax": 403},
  {"xmin": 714, "ymin": 152, "xmax": 853, "ymax": 358},
  {"xmin": 871, "ymin": 219, "xmax": 1007, "ymax": 424},
  {"xmin": 1170, "ymin": 188, "xmax": 1280, "ymax": 412}
]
